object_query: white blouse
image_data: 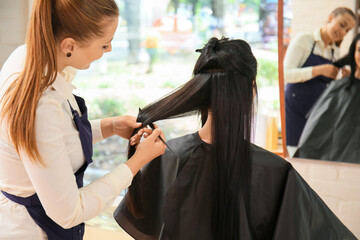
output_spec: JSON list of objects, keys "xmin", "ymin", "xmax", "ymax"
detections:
[
  {"xmin": 283, "ymin": 28, "xmax": 340, "ymax": 84},
  {"xmin": 0, "ymin": 45, "xmax": 133, "ymax": 239}
]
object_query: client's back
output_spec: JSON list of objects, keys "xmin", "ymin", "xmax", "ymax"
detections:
[
  {"xmin": 114, "ymin": 37, "xmax": 356, "ymax": 240},
  {"xmin": 114, "ymin": 132, "xmax": 355, "ymax": 240}
]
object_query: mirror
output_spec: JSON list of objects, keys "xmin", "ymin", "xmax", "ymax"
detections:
[{"xmin": 278, "ymin": 0, "xmax": 359, "ymax": 163}]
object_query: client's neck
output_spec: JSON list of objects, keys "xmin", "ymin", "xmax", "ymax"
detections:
[{"xmin": 198, "ymin": 111, "xmax": 212, "ymax": 144}]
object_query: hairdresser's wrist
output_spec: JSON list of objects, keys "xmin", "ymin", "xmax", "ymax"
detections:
[
  {"xmin": 125, "ymin": 154, "xmax": 149, "ymax": 176},
  {"xmin": 311, "ymin": 66, "xmax": 318, "ymax": 78},
  {"xmin": 100, "ymin": 117, "xmax": 115, "ymax": 139}
]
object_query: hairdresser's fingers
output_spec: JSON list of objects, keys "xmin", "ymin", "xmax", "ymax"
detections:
[
  {"xmin": 134, "ymin": 128, "xmax": 166, "ymax": 160},
  {"xmin": 147, "ymin": 128, "xmax": 162, "ymax": 142},
  {"xmin": 124, "ymin": 115, "xmax": 142, "ymax": 128},
  {"xmin": 119, "ymin": 115, "xmax": 142, "ymax": 129},
  {"xmin": 130, "ymin": 129, "xmax": 144, "ymax": 145},
  {"xmin": 330, "ymin": 66, "xmax": 340, "ymax": 79},
  {"xmin": 130, "ymin": 127, "xmax": 153, "ymax": 144},
  {"xmin": 143, "ymin": 127, "xmax": 153, "ymax": 135},
  {"xmin": 341, "ymin": 67, "xmax": 350, "ymax": 78},
  {"xmin": 143, "ymin": 133, "xmax": 149, "ymax": 138},
  {"xmin": 151, "ymin": 123, "xmax": 165, "ymax": 141},
  {"xmin": 155, "ymin": 128, "xmax": 166, "ymax": 143},
  {"xmin": 113, "ymin": 115, "xmax": 142, "ymax": 140}
]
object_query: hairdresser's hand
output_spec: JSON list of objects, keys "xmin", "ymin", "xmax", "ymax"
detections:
[
  {"xmin": 340, "ymin": 67, "xmax": 350, "ymax": 78},
  {"xmin": 312, "ymin": 64, "xmax": 339, "ymax": 79},
  {"xmin": 129, "ymin": 127, "xmax": 154, "ymax": 146},
  {"xmin": 100, "ymin": 116, "xmax": 152, "ymax": 144},
  {"xmin": 125, "ymin": 128, "xmax": 166, "ymax": 175},
  {"xmin": 141, "ymin": 123, "xmax": 159, "ymax": 139}
]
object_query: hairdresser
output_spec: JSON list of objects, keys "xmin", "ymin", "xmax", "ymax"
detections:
[{"xmin": 0, "ymin": 0, "xmax": 166, "ymax": 239}]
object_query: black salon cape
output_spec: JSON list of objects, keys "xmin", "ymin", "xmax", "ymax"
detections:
[
  {"xmin": 114, "ymin": 133, "xmax": 355, "ymax": 240},
  {"xmin": 295, "ymin": 77, "xmax": 360, "ymax": 163}
]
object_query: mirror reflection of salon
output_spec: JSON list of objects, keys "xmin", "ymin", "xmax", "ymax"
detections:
[
  {"xmin": 283, "ymin": 7, "xmax": 356, "ymax": 158},
  {"xmin": 294, "ymin": 34, "xmax": 360, "ymax": 163}
]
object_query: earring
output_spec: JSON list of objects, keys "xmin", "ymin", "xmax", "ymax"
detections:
[{"xmin": 66, "ymin": 52, "xmax": 71, "ymax": 57}]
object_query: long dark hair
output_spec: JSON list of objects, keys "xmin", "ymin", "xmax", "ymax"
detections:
[
  {"xmin": 126, "ymin": 37, "xmax": 258, "ymax": 239},
  {"xmin": 347, "ymin": 33, "xmax": 360, "ymax": 86}
]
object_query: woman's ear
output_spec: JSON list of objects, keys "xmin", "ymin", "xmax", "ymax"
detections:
[
  {"xmin": 60, "ymin": 38, "xmax": 76, "ymax": 56},
  {"xmin": 327, "ymin": 14, "xmax": 334, "ymax": 23}
]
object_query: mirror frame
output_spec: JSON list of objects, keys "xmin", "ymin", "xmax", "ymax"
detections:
[{"xmin": 277, "ymin": 0, "xmax": 288, "ymax": 158}]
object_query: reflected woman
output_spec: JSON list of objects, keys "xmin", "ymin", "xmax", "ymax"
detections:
[
  {"xmin": 114, "ymin": 37, "xmax": 356, "ymax": 240},
  {"xmin": 284, "ymin": 7, "xmax": 356, "ymax": 156},
  {"xmin": 296, "ymin": 33, "xmax": 360, "ymax": 163}
]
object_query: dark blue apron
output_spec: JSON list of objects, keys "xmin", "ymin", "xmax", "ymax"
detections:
[
  {"xmin": 285, "ymin": 42, "xmax": 334, "ymax": 146},
  {"xmin": 1, "ymin": 95, "xmax": 93, "ymax": 240}
]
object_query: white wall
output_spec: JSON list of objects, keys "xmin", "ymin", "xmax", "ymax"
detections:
[
  {"xmin": 290, "ymin": 158, "xmax": 360, "ymax": 238},
  {"xmin": 290, "ymin": 0, "xmax": 355, "ymax": 56},
  {"xmin": 0, "ymin": 0, "xmax": 29, "ymax": 68}
]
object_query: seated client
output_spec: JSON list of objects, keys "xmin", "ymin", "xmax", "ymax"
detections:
[
  {"xmin": 114, "ymin": 37, "xmax": 355, "ymax": 240},
  {"xmin": 295, "ymin": 33, "xmax": 360, "ymax": 163}
]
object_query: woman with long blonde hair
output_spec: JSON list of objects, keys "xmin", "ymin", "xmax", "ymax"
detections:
[{"xmin": 0, "ymin": 0, "xmax": 165, "ymax": 239}]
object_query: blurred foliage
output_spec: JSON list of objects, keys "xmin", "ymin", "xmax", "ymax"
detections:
[
  {"xmin": 126, "ymin": 96, "xmax": 147, "ymax": 113},
  {"xmin": 128, "ymin": 78, "xmax": 145, "ymax": 88},
  {"xmin": 257, "ymin": 58, "xmax": 278, "ymax": 88},
  {"xmin": 89, "ymin": 98, "xmax": 126, "ymax": 119},
  {"xmin": 97, "ymin": 82, "xmax": 111, "ymax": 88},
  {"xmin": 162, "ymin": 80, "xmax": 179, "ymax": 89}
]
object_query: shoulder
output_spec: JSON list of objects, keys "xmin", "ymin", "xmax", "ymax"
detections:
[
  {"xmin": 0, "ymin": 45, "xmax": 27, "ymax": 88},
  {"xmin": 251, "ymin": 144, "xmax": 292, "ymax": 173},
  {"xmin": 0, "ymin": 45, "xmax": 26, "ymax": 73},
  {"xmin": 36, "ymin": 89, "xmax": 68, "ymax": 126},
  {"xmin": 288, "ymin": 31, "xmax": 314, "ymax": 51},
  {"xmin": 161, "ymin": 133, "xmax": 206, "ymax": 165},
  {"xmin": 291, "ymin": 31, "xmax": 314, "ymax": 43},
  {"xmin": 166, "ymin": 133, "xmax": 203, "ymax": 155}
]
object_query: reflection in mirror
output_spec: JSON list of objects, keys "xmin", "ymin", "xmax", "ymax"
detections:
[
  {"xmin": 294, "ymin": 34, "xmax": 360, "ymax": 163},
  {"xmin": 281, "ymin": 2, "xmax": 357, "ymax": 161}
]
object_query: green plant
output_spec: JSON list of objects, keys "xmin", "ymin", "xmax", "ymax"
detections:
[
  {"xmin": 128, "ymin": 78, "xmax": 145, "ymax": 89},
  {"xmin": 161, "ymin": 80, "xmax": 178, "ymax": 89},
  {"xmin": 89, "ymin": 97, "xmax": 126, "ymax": 119},
  {"xmin": 97, "ymin": 82, "xmax": 111, "ymax": 88},
  {"xmin": 126, "ymin": 96, "xmax": 147, "ymax": 112},
  {"xmin": 257, "ymin": 58, "xmax": 278, "ymax": 88}
]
